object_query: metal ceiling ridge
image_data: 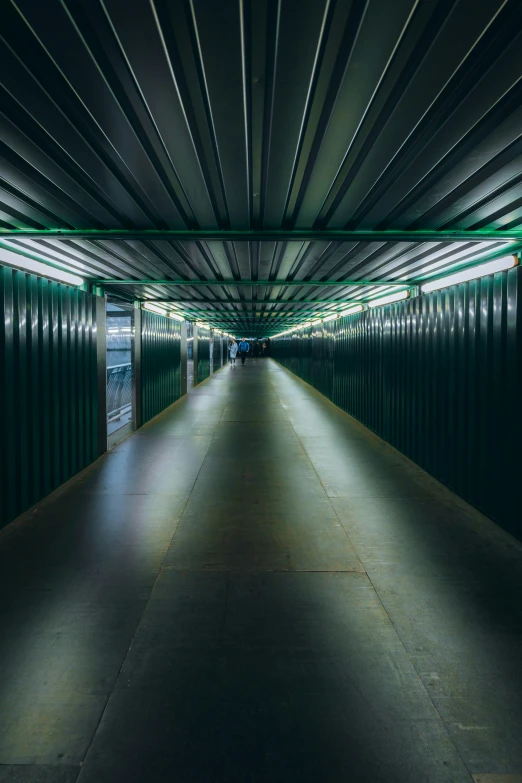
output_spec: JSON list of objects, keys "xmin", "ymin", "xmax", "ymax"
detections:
[
  {"xmin": 150, "ymin": 299, "xmax": 361, "ymax": 304},
  {"xmin": 1, "ymin": 229, "xmax": 522, "ymax": 242},
  {"xmin": 92, "ymin": 278, "xmax": 412, "ymax": 287}
]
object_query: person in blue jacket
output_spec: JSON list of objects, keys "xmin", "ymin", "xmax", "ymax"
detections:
[
  {"xmin": 238, "ymin": 337, "xmax": 250, "ymax": 366},
  {"xmin": 229, "ymin": 338, "xmax": 238, "ymax": 367}
]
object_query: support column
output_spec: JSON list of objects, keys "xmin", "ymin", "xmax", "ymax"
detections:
[
  {"xmin": 180, "ymin": 319, "xmax": 187, "ymax": 396},
  {"xmin": 193, "ymin": 323, "xmax": 199, "ymax": 386},
  {"xmin": 133, "ymin": 305, "xmax": 142, "ymax": 429},
  {"xmin": 95, "ymin": 294, "xmax": 107, "ymax": 456}
]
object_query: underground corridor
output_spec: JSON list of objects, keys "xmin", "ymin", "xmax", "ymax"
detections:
[{"xmin": 1, "ymin": 1, "xmax": 522, "ymax": 781}]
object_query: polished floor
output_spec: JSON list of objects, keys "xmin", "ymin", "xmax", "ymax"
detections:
[{"xmin": 1, "ymin": 359, "xmax": 522, "ymax": 783}]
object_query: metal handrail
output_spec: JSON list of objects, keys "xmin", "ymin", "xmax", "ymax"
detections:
[
  {"xmin": 107, "ymin": 362, "xmax": 132, "ymax": 420},
  {"xmin": 107, "ymin": 362, "xmax": 131, "ymax": 370}
]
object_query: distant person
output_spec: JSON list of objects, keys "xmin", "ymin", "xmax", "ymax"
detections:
[
  {"xmin": 261, "ymin": 342, "xmax": 267, "ymax": 357},
  {"xmin": 238, "ymin": 337, "xmax": 250, "ymax": 366},
  {"xmin": 229, "ymin": 338, "xmax": 238, "ymax": 367}
]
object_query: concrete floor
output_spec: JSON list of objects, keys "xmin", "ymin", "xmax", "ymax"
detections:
[{"xmin": 1, "ymin": 359, "xmax": 522, "ymax": 783}]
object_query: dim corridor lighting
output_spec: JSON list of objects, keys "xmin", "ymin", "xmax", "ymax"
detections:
[
  {"xmin": 367, "ymin": 291, "xmax": 409, "ymax": 308},
  {"xmin": 421, "ymin": 255, "xmax": 518, "ymax": 293},
  {"xmin": 338, "ymin": 304, "xmax": 364, "ymax": 317},
  {"xmin": 0, "ymin": 246, "xmax": 84, "ymax": 286}
]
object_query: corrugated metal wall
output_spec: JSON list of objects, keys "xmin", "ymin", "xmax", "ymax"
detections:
[
  {"xmin": 196, "ymin": 330, "xmax": 211, "ymax": 383},
  {"xmin": 272, "ymin": 267, "xmax": 522, "ymax": 538},
  {"xmin": 212, "ymin": 333, "xmax": 222, "ymax": 372},
  {"xmin": 0, "ymin": 265, "xmax": 98, "ymax": 530},
  {"xmin": 141, "ymin": 311, "xmax": 182, "ymax": 424}
]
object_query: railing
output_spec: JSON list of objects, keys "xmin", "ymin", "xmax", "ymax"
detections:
[{"xmin": 107, "ymin": 363, "xmax": 132, "ymax": 421}]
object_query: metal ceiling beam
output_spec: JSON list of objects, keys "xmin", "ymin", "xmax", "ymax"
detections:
[
  {"xmin": 189, "ymin": 319, "xmax": 306, "ymax": 325},
  {"xmin": 94, "ymin": 278, "xmax": 411, "ymax": 287},
  {"xmin": 151, "ymin": 298, "xmax": 362, "ymax": 304},
  {"xmin": 1, "ymin": 229, "xmax": 521, "ymax": 241},
  {"xmin": 163, "ymin": 301, "xmax": 339, "ymax": 308},
  {"xmin": 171, "ymin": 309, "xmax": 338, "ymax": 319}
]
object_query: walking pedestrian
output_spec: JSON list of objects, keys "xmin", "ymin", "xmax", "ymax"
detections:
[
  {"xmin": 229, "ymin": 338, "xmax": 238, "ymax": 367},
  {"xmin": 238, "ymin": 337, "xmax": 250, "ymax": 366}
]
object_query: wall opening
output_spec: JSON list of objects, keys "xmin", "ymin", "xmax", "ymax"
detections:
[{"xmin": 106, "ymin": 298, "xmax": 136, "ymax": 449}]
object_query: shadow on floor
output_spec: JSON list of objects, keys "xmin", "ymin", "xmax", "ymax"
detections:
[{"xmin": 0, "ymin": 361, "xmax": 521, "ymax": 782}]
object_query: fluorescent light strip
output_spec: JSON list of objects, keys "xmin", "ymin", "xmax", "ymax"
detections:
[
  {"xmin": 421, "ymin": 255, "xmax": 518, "ymax": 293},
  {"xmin": 368, "ymin": 291, "xmax": 409, "ymax": 308},
  {"xmin": 271, "ymin": 326, "xmax": 296, "ymax": 338},
  {"xmin": 310, "ymin": 319, "xmax": 322, "ymax": 325},
  {"xmin": 143, "ymin": 303, "xmax": 168, "ymax": 315},
  {"xmin": 144, "ymin": 303, "xmax": 186, "ymax": 321},
  {"xmin": 0, "ymin": 245, "xmax": 84, "ymax": 286},
  {"xmin": 339, "ymin": 304, "xmax": 364, "ymax": 317},
  {"xmin": 323, "ymin": 313, "xmax": 338, "ymax": 322},
  {"xmin": 413, "ymin": 241, "xmax": 515, "ymax": 280}
]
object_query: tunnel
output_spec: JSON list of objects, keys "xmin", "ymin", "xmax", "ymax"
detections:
[{"xmin": 0, "ymin": 1, "xmax": 522, "ymax": 781}]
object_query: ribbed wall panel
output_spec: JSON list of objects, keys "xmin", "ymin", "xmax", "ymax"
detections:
[
  {"xmin": 141, "ymin": 311, "xmax": 181, "ymax": 423},
  {"xmin": 0, "ymin": 265, "xmax": 98, "ymax": 530},
  {"xmin": 272, "ymin": 267, "xmax": 522, "ymax": 538},
  {"xmin": 212, "ymin": 333, "xmax": 223, "ymax": 372},
  {"xmin": 197, "ymin": 331, "xmax": 211, "ymax": 383}
]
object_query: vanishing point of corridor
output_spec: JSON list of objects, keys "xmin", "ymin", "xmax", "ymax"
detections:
[{"xmin": 1, "ymin": 359, "xmax": 521, "ymax": 783}]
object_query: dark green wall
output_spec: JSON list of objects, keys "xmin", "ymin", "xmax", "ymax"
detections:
[
  {"xmin": 211, "ymin": 333, "xmax": 221, "ymax": 372},
  {"xmin": 272, "ymin": 267, "xmax": 522, "ymax": 539},
  {"xmin": 197, "ymin": 330, "xmax": 211, "ymax": 383},
  {"xmin": 0, "ymin": 265, "xmax": 98, "ymax": 530},
  {"xmin": 141, "ymin": 311, "xmax": 182, "ymax": 424}
]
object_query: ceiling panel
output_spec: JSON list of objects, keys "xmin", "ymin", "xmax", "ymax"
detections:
[{"xmin": 1, "ymin": 0, "xmax": 521, "ymax": 335}]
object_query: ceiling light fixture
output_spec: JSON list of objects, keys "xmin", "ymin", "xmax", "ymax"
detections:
[
  {"xmin": 168, "ymin": 312, "xmax": 184, "ymax": 322},
  {"xmin": 0, "ymin": 245, "xmax": 84, "ymax": 286},
  {"xmin": 421, "ymin": 255, "xmax": 518, "ymax": 293},
  {"xmin": 323, "ymin": 313, "xmax": 338, "ymax": 322},
  {"xmin": 143, "ymin": 302, "xmax": 168, "ymax": 315},
  {"xmin": 367, "ymin": 291, "xmax": 409, "ymax": 308},
  {"xmin": 338, "ymin": 304, "xmax": 364, "ymax": 317},
  {"xmin": 271, "ymin": 326, "xmax": 296, "ymax": 338}
]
